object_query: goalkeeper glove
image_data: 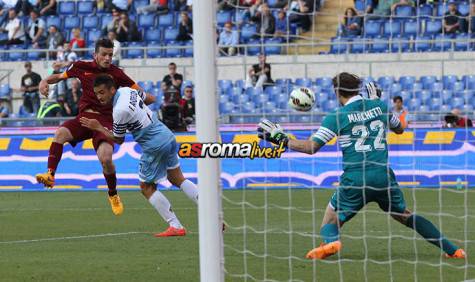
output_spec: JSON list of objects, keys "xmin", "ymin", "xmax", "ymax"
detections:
[
  {"xmin": 257, "ymin": 119, "xmax": 289, "ymax": 147},
  {"xmin": 364, "ymin": 82, "xmax": 382, "ymax": 100}
]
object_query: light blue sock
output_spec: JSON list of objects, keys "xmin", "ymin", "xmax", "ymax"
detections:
[
  {"xmin": 320, "ymin": 223, "xmax": 339, "ymax": 243},
  {"xmin": 406, "ymin": 214, "xmax": 458, "ymax": 255}
]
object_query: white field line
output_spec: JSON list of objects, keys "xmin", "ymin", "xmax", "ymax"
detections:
[{"xmin": 0, "ymin": 231, "xmax": 148, "ymax": 244}]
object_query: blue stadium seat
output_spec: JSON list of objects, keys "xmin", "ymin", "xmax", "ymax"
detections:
[
  {"xmin": 101, "ymin": 14, "xmax": 114, "ymax": 29},
  {"xmin": 134, "ymin": 0, "xmax": 149, "ymax": 10},
  {"xmin": 417, "ymin": 4, "xmax": 433, "ymax": 18},
  {"xmin": 144, "ymin": 28, "xmax": 161, "ymax": 42},
  {"xmin": 414, "ymin": 36, "xmax": 431, "ymax": 52},
  {"xmin": 364, "ymin": 21, "xmax": 382, "ymax": 37},
  {"xmin": 354, "ymin": 0, "xmax": 365, "ymax": 11},
  {"xmin": 83, "ymin": 15, "xmax": 99, "ymax": 30},
  {"xmin": 442, "ymin": 75, "xmax": 458, "ymax": 89},
  {"xmin": 235, "ymin": 9, "xmax": 249, "ymax": 23},
  {"xmin": 64, "ymin": 16, "xmax": 80, "ymax": 30},
  {"xmin": 78, "ymin": 1, "xmax": 94, "ymax": 14},
  {"xmin": 218, "ymin": 80, "xmax": 233, "ymax": 91},
  {"xmin": 440, "ymin": 89, "xmax": 452, "ymax": 102},
  {"xmin": 46, "ymin": 16, "xmax": 61, "ymax": 28},
  {"xmin": 418, "ymin": 105, "xmax": 430, "ymax": 112},
  {"xmin": 450, "ymin": 81, "xmax": 464, "ymax": 92},
  {"xmin": 163, "ymin": 26, "xmax": 179, "ymax": 43},
  {"xmin": 371, "ymin": 37, "xmax": 389, "ymax": 53},
  {"xmin": 0, "ymin": 84, "xmax": 11, "ymax": 98},
  {"xmin": 440, "ymin": 104, "xmax": 452, "ymax": 113},
  {"xmin": 264, "ymin": 38, "xmax": 282, "ymax": 55},
  {"xmin": 146, "ymin": 42, "xmax": 162, "ymax": 58},
  {"xmin": 216, "ymin": 10, "xmax": 232, "ymax": 27},
  {"xmin": 265, "ymin": 85, "xmax": 283, "ymax": 96},
  {"xmin": 390, "ymin": 83, "xmax": 402, "ymax": 94},
  {"xmin": 7, "ymin": 45, "xmax": 25, "ymax": 61},
  {"xmin": 228, "ymin": 86, "xmax": 242, "ymax": 96},
  {"xmin": 316, "ymin": 77, "xmax": 333, "ymax": 89},
  {"xmin": 420, "ymin": 75, "xmax": 437, "ymax": 88},
  {"xmin": 59, "ymin": 1, "xmax": 76, "ymax": 15},
  {"xmin": 403, "ymin": 20, "xmax": 419, "ymax": 37},
  {"xmin": 377, "ymin": 76, "xmax": 395, "ymax": 89},
  {"xmin": 391, "ymin": 36, "xmax": 411, "ymax": 52},
  {"xmin": 165, "ymin": 42, "xmax": 182, "ymax": 57},
  {"xmin": 457, "ymin": 90, "xmax": 474, "ymax": 100},
  {"xmin": 458, "ymin": 3, "xmax": 470, "ymax": 16},
  {"xmin": 451, "ymin": 97, "xmax": 464, "ymax": 108},
  {"xmin": 242, "ymin": 102, "xmax": 256, "ymax": 113},
  {"xmin": 462, "ymin": 104, "xmax": 474, "ymax": 112},
  {"xmin": 395, "ymin": 5, "xmax": 415, "ymax": 18},
  {"xmin": 424, "ymin": 20, "xmax": 442, "ymax": 35},
  {"xmin": 462, "ymin": 75, "xmax": 475, "ymax": 89},
  {"xmin": 383, "ymin": 21, "xmax": 401, "ymax": 37},
  {"xmin": 246, "ymin": 39, "xmax": 262, "ymax": 56},
  {"xmin": 430, "ymin": 98, "xmax": 442, "ymax": 111},
  {"xmin": 87, "ymin": 29, "xmax": 102, "ymax": 44},
  {"xmin": 351, "ymin": 39, "xmax": 367, "ymax": 53},
  {"xmin": 420, "ymin": 90, "xmax": 432, "ymax": 103},
  {"xmin": 330, "ymin": 38, "xmax": 348, "ymax": 54},
  {"xmin": 275, "ymin": 78, "xmax": 292, "ymax": 86},
  {"xmin": 241, "ymin": 24, "xmax": 257, "ymax": 43},
  {"xmin": 408, "ymin": 98, "xmax": 421, "ymax": 111},
  {"xmin": 323, "ymin": 100, "xmax": 338, "ymax": 111},
  {"xmin": 138, "ymin": 14, "xmax": 156, "ymax": 29},
  {"xmin": 252, "ymin": 93, "xmax": 269, "ymax": 105},
  {"xmin": 295, "ymin": 78, "xmax": 313, "ymax": 87},
  {"xmin": 433, "ymin": 34, "xmax": 453, "ymax": 51},
  {"xmin": 126, "ymin": 42, "xmax": 145, "ymax": 59},
  {"xmin": 183, "ymin": 40, "xmax": 193, "ymax": 57},
  {"xmin": 158, "ymin": 13, "xmax": 174, "ymax": 27},
  {"xmin": 219, "ymin": 102, "xmax": 235, "ymax": 113},
  {"xmin": 454, "ymin": 33, "xmax": 471, "ymax": 51},
  {"xmin": 437, "ymin": 3, "xmax": 450, "ymax": 16},
  {"xmin": 429, "ymin": 81, "xmax": 444, "ymax": 92},
  {"xmin": 246, "ymin": 87, "xmax": 263, "ymax": 96},
  {"xmin": 399, "ymin": 76, "xmax": 415, "ymax": 88},
  {"xmin": 233, "ymin": 94, "xmax": 250, "ymax": 104},
  {"xmin": 138, "ymin": 80, "xmax": 154, "ymax": 92},
  {"xmin": 219, "ymin": 94, "xmax": 229, "ymax": 104},
  {"xmin": 27, "ymin": 49, "xmax": 41, "ymax": 61}
]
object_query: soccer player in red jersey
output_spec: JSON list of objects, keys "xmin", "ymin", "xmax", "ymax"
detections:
[{"xmin": 36, "ymin": 39, "xmax": 155, "ymax": 216}]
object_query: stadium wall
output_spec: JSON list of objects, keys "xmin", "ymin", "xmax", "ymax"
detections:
[{"xmin": 0, "ymin": 128, "xmax": 473, "ymax": 191}]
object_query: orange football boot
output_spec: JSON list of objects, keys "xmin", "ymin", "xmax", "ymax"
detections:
[
  {"xmin": 445, "ymin": 249, "xmax": 466, "ymax": 259},
  {"xmin": 306, "ymin": 241, "xmax": 342, "ymax": 260},
  {"xmin": 154, "ymin": 226, "xmax": 187, "ymax": 237},
  {"xmin": 36, "ymin": 169, "xmax": 55, "ymax": 188}
]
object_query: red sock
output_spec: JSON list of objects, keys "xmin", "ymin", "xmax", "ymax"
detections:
[
  {"xmin": 104, "ymin": 173, "xmax": 117, "ymax": 196},
  {"xmin": 47, "ymin": 142, "xmax": 63, "ymax": 174}
]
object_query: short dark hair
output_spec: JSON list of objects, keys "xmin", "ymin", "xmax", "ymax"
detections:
[
  {"xmin": 95, "ymin": 38, "xmax": 114, "ymax": 53},
  {"xmin": 332, "ymin": 72, "xmax": 361, "ymax": 98},
  {"xmin": 168, "ymin": 62, "xmax": 177, "ymax": 67},
  {"xmin": 393, "ymin": 96, "xmax": 403, "ymax": 103},
  {"xmin": 94, "ymin": 74, "xmax": 116, "ymax": 89}
]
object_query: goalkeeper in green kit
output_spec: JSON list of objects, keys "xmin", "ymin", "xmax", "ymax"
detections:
[{"xmin": 257, "ymin": 72, "xmax": 466, "ymax": 260}]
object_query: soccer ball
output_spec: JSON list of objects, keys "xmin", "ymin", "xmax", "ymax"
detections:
[{"xmin": 288, "ymin": 87, "xmax": 315, "ymax": 112}]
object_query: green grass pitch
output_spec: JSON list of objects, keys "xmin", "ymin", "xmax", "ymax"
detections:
[{"xmin": 0, "ymin": 189, "xmax": 474, "ymax": 281}]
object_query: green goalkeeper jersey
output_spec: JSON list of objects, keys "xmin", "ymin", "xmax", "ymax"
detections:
[{"xmin": 312, "ymin": 95, "xmax": 401, "ymax": 172}]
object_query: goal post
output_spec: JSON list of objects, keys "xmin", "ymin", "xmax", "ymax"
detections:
[{"xmin": 193, "ymin": 1, "xmax": 224, "ymax": 282}]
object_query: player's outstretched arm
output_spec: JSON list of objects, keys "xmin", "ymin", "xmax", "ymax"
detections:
[
  {"xmin": 288, "ymin": 139, "xmax": 322, "ymax": 155},
  {"xmin": 39, "ymin": 73, "xmax": 66, "ymax": 97},
  {"xmin": 79, "ymin": 117, "xmax": 125, "ymax": 145}
]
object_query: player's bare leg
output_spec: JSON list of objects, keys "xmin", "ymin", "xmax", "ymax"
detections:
[
  {"xmin": 306, "ymin": 204, "xmax": 343, "ymax": 259},
  {"xmin": 139, "ymin": 182, "xmax": 186, "ymax": 237},
  {"xmin": 390, "ymin": 208, "xmax": 465, "ymax": 259},
  {"xmin": 167, "ymin": 166, "xmax": 198, "ymax": 204},
  {"xmin": 36, "ymin": 127, "xmax": 73, "ymax": 188},
  {"xmin": 97, "ymin": 142, "xmax": 123, "ymax": 216}
]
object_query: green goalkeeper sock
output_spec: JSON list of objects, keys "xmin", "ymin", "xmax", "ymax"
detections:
[
  {"xmin": 406, "ymin": 214, "xmax": 458, "ymax": 255},
  {"xmin": 320, "ymin": 223, "xmax": 339, "ymax": 243}
]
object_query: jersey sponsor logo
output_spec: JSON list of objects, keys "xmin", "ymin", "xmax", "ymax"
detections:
[
  {"xmin": 347, "ymin": 107, "xmax": 383, "ymax": 123},
  {"xmin": 178, "ymin": 142, "xmax": 286, "ymax": 159}
]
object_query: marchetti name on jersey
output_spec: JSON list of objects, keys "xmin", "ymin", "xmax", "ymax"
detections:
[
  {"xmin": 178, "ymin": 142, "xmax": 286, "ymax": 159},
  {"xmin": 347, "ymin": 107, "xmax": 383, "ymax": 123}
]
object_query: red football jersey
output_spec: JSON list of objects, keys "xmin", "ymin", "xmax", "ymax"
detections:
[{"xmin": 63, "ymin": 61, "xmax": 137, "ymax": 116}]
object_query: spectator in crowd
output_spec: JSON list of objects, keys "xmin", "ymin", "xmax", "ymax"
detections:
[
  {"xmin": 46, "ymin": 24, "xmax": 64, "ymax": 58},
  {"xmin": 0, "ymin": 9, "xmax": 25, "ymax": 45},
  {"xmin": 364, "ymin": 0, "xmax": 375, "ymax": 15},
  {"xmin": 62, "ymin": 78, "xmax": 81, "ymax": 116},
  {"xmin": 174, "ymin": 0, "xmax": 188, "ymax": 11},
  {"xmin": 136, "ymin": 0, "xmax": 168, "ymax": 14},
  {"xmin": 161, "ymin": 62, "xmax": 183, "ymax": 91},
  {"xmin": 176, "ymin": 11, "xmax": 192, "ymax": 41},
  {"xmin": 339, "ymin": 7, "xmax": 362, "ymax": 36},
  {"xmin": 245, "ymin": 53, "xmax": 273, "ymax": 88},
  {"xmin": 249, "ymin": 0, "xmax": 262, "ymax": 18},
  {"xmin": 108, "ymin": 30, "xmax": 121, "ymax": 65},
  {"xmin": 116, "ymin": 12, "xmax": 141, "ymax": 42},
  {"xmin": 252, "ymin": 3, "xmax": 275, "ymax": 37},
  {"xmin": 0, "ymin": 96, "xmax": 10, "ymax": 118},
  {"xmin": 38, "ymin": 0, "xmax": 56, "ymax": 16},
  {"xmin": 27, "ymin": 9, "xmax": 45, "ymax": 48},
  {"xmin": 468, "ymin": 2, "xmax": 475, "ymax": 33},
  {"xmin": 240, "ymin": 0, "xmax": 256, "ymax": 8},
  {"xmin": 109, "ymin": 0, "xmax": 132, "ymax": 12},
  {"xmin": 288, "ymin": 0, "xmax": 314, "ymax": 32},
  {"xmin": 69, "ymin": 28, "xmax": 85, "ymax": 50},
  {"xmin": 444, "ymin": 109, "xmax": 473, "ymax": 128},
  {"xmin": 218, "ymin": 21, "xmax": 239, "ymax": 56},
  {"xmin": 95, "ymin": 0, "xmax": 106, "ymax": 12},
  {"xmin": 392, "ymin": 95, "xmax": 409, "ymax": 129},
  {"xmin": 36, "ymin": 99, "xmax": 63, "ymax": 119},
  {"xmin": 160, "ymin": 87, "xmax": 187, "ymax": 132},
  {"xmin": 372, "ymin": 0, "xmax": 398, "ymax": 17},
  {"xmin": 103, "ymin": 8, "xmax": 121, "ymax": 35},
  {"xmin": 56, "ymin": 42, "xmax": 78, "ymax": 66},
  {"xmin": 21, "ymin": 62, "xmax": 41, "ymax": 114},
  {"xmin": 391, "ymin": 0, "xmax": 414, "ymax": 15},
  {"xmin": 179, "ymin": 85, "xmax": 195, "ymax": 124},
  {"xmin": 274, "ymin": 9, "xmax": 287, "ymax": 38},
  {"xmin": 269, "ymin": 0, "xmax": 287, "ymax": 9},
  {"xmin": 217, "ymin": 0, "xmax": 237, "ymax": 11},
  {"xmin": 0, "ymin": 0, "xmax": 21, "ymax": 27},
  {"xmin": 444, "ymin": 3, "xmax": 462, "ymax": 34}
]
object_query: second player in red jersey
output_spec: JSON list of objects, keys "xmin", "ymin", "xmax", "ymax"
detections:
[{"xmin": 36, "ymin": 39, "xmax": 155, "ymax": 216}]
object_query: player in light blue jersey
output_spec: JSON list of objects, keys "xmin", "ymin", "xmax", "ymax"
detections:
[
  {"xmin": 80, "ymin": 74, "xmax": 199, "ymax": 237},
  {"xmin": 258, "ymin": 72, "xmax": 465, "ymax": 259}
]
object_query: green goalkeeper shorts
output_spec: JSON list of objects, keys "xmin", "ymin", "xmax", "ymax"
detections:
[{"xmin": 329, "ymin": 168, "xmax": 407, "ymax": 223}]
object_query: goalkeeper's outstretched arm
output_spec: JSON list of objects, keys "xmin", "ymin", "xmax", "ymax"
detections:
[{"xmin": 287, "ymin": 139, "xmax": 322, "ymax": 155}]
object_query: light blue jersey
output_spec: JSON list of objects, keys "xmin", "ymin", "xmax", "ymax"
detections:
[{"xmin": 112, "ymin": 87, "xmax": 179, "ymax": 183}]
